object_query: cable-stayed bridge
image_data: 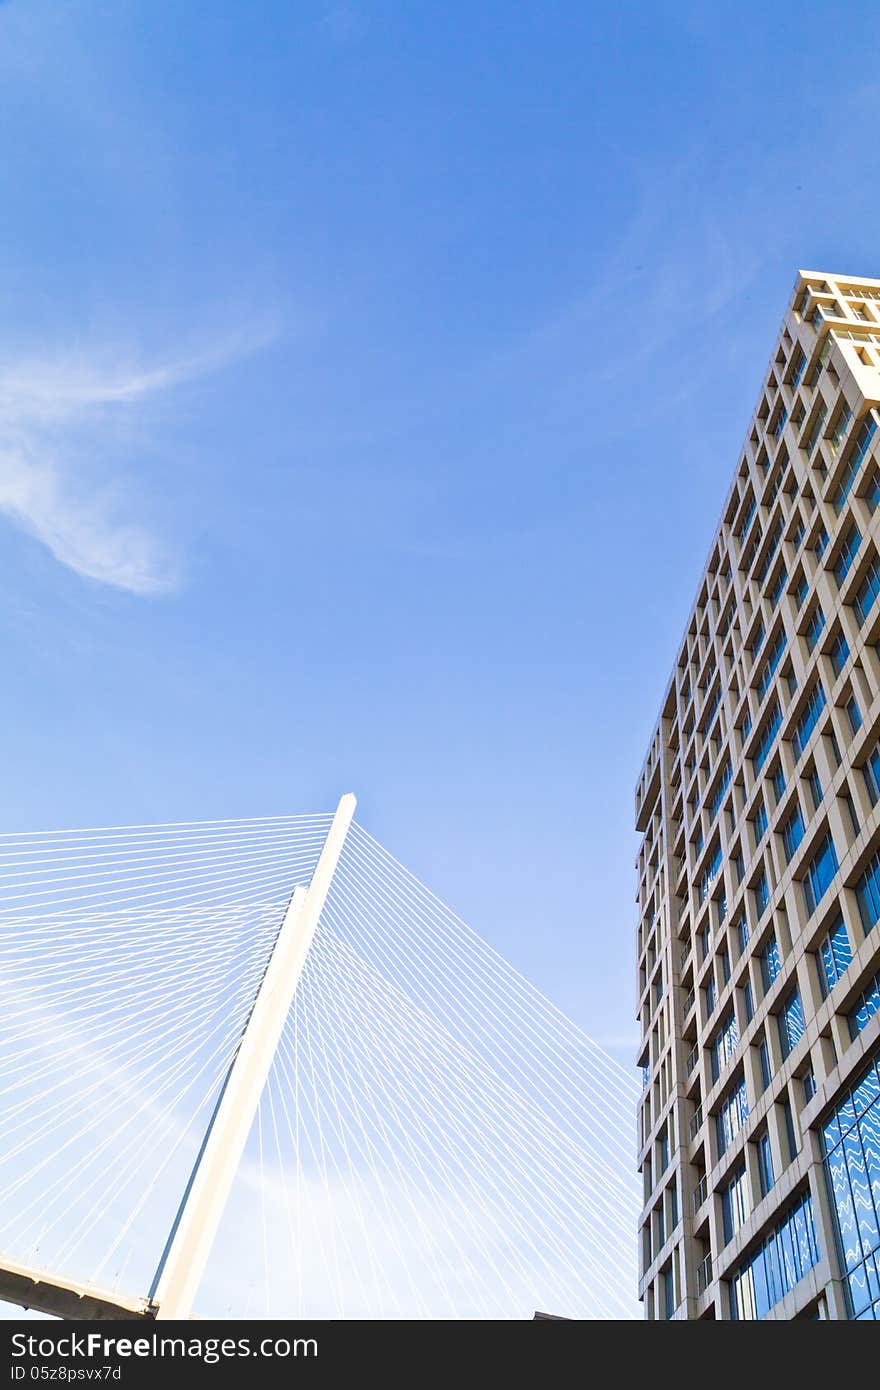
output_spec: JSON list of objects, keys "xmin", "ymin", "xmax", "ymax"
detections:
[{"xmin": 0, "ymin": 795, "xmax": 640, "ymax": 1321}]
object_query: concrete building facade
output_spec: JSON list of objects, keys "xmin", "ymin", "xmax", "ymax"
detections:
[{"xmin": 636, "ymin": 271, "xmax": 880, "ymax": 1319}]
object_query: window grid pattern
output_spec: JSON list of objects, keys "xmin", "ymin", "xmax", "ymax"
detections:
[
  {"xmin": 635, "ymin": 272, "xmax": 880, "ymax": 1321},
  {"xmin": 821, "ymin": 1057, "xmax": 880, "ymax": 1319},
  {"xmin": 728, "ymin": 1195, "xmax": 820, "ymax": 1320}
]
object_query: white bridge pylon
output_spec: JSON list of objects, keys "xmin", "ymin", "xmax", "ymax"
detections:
[
  {"xmin": 150, "ymin": 793, "xmax": 356, "ymax": 1319},
  {"xmin": 0, "ymin": 796, "xmax": 641, "ymax": 1321}
]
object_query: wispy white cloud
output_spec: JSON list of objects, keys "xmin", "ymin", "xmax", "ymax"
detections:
[{"xmin": 0, "ymin": 334, "xmax": 268, "ymax": 595}]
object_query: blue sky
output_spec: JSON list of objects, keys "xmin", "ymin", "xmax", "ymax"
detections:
[{"xmin": 1, "ymin": 0, "xmax": 879, "ymax": 1065}]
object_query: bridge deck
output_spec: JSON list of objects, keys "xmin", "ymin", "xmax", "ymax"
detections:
[{"xmin": 0, "ymin": 1256, "xmax": 152, "ymax": 1321}]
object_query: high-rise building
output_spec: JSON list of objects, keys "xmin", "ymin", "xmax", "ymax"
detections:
[{"xmin": 635, "ymin": 270, "xmax": 880, "ymax": 1320}]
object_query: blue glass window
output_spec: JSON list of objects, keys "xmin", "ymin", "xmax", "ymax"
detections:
[
  {"xmin": 755, "ymin": 631, "xmax": 787, "ymax": 699},
  {"xmin": 847, "ymin": 694, "xmax": 863, "ymax": 734},
  {"xmin": 848, "ymin": 970, "xmax": 880, "ymax": 1041},
  {"xmin": 662, "ymin": 1266, "xmax": 675, "ymax": 1320},
  {"xmin": 781, "ymin": 805, "xmax": 805, "ymax": 862},
  {"xmin": 703, "ymin": 684, "xmax": 722, "ymax": 729},
  {"xmin": 716, "ymin": 1077, "xmax": 749, "ymax": 1157},
  {"xmin": 833, "ymin": 525, "xmax": 862, "ymax": 586},
  {"xmin": 760, "ymin": 934, "xmax": 781, "ymax": 992},
  {"xmin": 737, "ymin": 917, "xmax": 750, "ymax": 955},
  {"xmin": 820, "ymin": 1056, "xmax": 880, "ymax": 1319},
  {"xmin": 792, "ymin": 683, "xmax": 826, "ymax": 760},
  {"xmin": 738, "ymin": 495, "xmax": 756, "ymax": 543},
  {"xmin": 753, "ymin": 871, "xmax": 769, "ymax": 917},
  {"xmin": 864, "ymin": 744, "xmax": 880, "ymax": 806},
  {"xmin": 711, "ymin": 1009, "xmax": 739, "ymax": 1082},
  {"xmin": 802, "ymin": 833, "xmax": 839, "ymax": 916},
  {"xmin": 752, "ymin": 800, "xmax": 768, "ymax": 844},
  {"xmin": 706, "ymin": 761, "xmax": 732, "ymax": 821},
  {"xmin": 770, "ymin": 763, "xmax": 786, "ymax": 802},
  {"xmin": 729, "ymin": 1195, "xmax": 820, "ymax": 1319},
  {"xmin": 756, "ymin": 521, "xmax": 784, "ymax": 585},
  {"xmin": 766, "ymin": 566, "xmax": 788, "ymax": 610},
  {"xmin": 743, "ymin": 529, "xmax": 761, "ymax": 575},
  {"xmin": 778, "ymin": 988, "xmax": 805, "ymax": 1059},
  {"xmin": 807, "ymin": 765, "xmax": 823, "ymax": 811},
  {"xmin": 758, "ymin": 1038, "xmax": 772, "ymax": 1091},
  {"xmin": 721, "ymin": 1164, "xmax": 749, "ymax": 1244},
  {"xmin": 855, "ymin": 849, "xmax": 880, "ymax": 932},
  {"xmin": 854, "ymin": 557, "xmax": 880, "ymax": 626},
  {"xmin": 817, "ymin": 919, "xmax": 852, "ymax": 996},
  {"xmin": 758, "ymin": 1132, "xmax": 775, "ymax": 1197},
  {"xmin": 784, "ymin": 1099, "xmax": 799, "ymax": 1164},
  {"xmin": 829, "ymin": 631, "xmax": 850, "ymax": 675},
  {"xmin": 706, "ymin": 975, "xmax": 717, "ymax": 1017},
  {"xmin": 753, "ymin": 702, "xmax": 782, "ymax": 773},
  {"xmin": 828, "ymin": 404, "xmax": 853, "ymax": 455},
  {"xmin": 832, "ymin": 416, "xmax": 877, "ymax": 515},
  {"xmin": 805, "ymin": 606, "xmax": 826, "ymax": 653},
  {"xmin": 699, "ymin": 841, "xmax": 723, "ymax": 904},
  {"xmin": 743, "ymin": 980, "xmax": 755, "ymax": 1023},
  {"xmin": 805, "ymin": 404, "xmax": 827, "ymax": 457}
]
